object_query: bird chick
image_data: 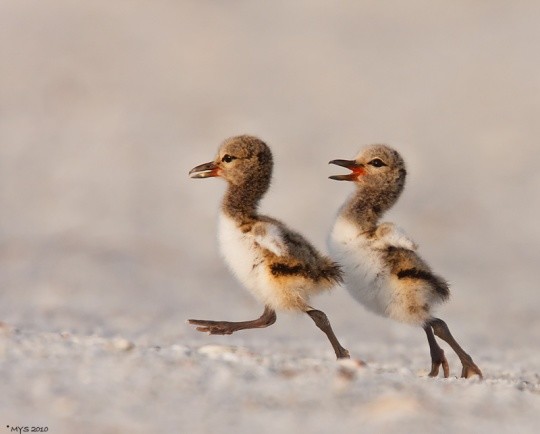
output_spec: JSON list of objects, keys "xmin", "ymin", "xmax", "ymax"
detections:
[
  {"xmin": 328, "ymin": 144, "xmax": 482, "ymax": 378},
  {"xmin": 188, "ymin": 135, "xmax": 349, "ymax": 359}
]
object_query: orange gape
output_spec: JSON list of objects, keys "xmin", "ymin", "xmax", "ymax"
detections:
[{"xmin": 352, "ymin": 166, "xmax": 365, "ymax": 177}]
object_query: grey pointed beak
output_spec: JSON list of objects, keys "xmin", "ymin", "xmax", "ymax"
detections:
[
  {"xmin": 189, "ymin": 161, "xmax": 219, "ymax": 179},
  {"xmin": 328, "ymin": 159, "xmax": 364, "ymax": 181}
]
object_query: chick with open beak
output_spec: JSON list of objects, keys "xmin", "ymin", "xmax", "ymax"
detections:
[
  {"xmin": 328, "ymin": 144, "xmax": 483, "ymax": 378},
  {"xmin": 186, "ymin": 135, "xmax": 350, "ymax": 360},
  {"xmin": 328, "ymin": 159, "xmax": 365, "ymax": 181}
]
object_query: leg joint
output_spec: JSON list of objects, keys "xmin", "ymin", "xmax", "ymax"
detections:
[
  {"xmin": 307, "ymin": 309, "xmax": 331, "ymax": 328},
  {"xmin": 429, "ymin": 317, "xmax": 447, "ymax": 336},
  {"xmin": 261, "ymin": 306, "xmax": 277, "ymax": 326}
]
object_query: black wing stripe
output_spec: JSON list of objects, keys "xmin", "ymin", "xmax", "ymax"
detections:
[{"xmin": 397, "ymin": 268, "xmax": 450, "ymax": 299}]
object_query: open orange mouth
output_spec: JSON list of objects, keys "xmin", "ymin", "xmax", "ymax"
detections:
[{"xmin": 328, "ymin": 159, "xmax": 365, "ymax": 181}]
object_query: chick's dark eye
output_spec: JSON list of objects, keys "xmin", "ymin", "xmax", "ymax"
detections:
[
  {"xmin": 222, "ymin": 154, "xmax": 236, "ymax": 163},
  {"xmin": 368, "ymin": 158, "xmax": 386, "ymax": 168}
]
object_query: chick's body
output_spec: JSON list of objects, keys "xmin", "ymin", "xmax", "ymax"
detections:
[
  {"xmin": 220, "ymin": 213, "xmax": 340, "ymax": 311},
  {"xmin": 330, "ymin": 216, "xmax": 447, "ymax": 325}
]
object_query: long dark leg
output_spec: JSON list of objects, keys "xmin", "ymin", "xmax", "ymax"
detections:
[
  {"xmin": 188, "ymin": 306, "xmax": 276, "ymax": 335},
  {"xmin": 306, "ymin": 309, "xmax": 350, "ymax": 359},
  {"xmin": 424, "ymin": 324, "xmax": 449, "ymax": 378},
  {"xmin": 429, "ymin": 318, "xmax": 483, "ymax": 379}
]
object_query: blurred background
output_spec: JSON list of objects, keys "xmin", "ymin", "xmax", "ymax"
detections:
[{"xmin": 1, "ymin": 0, "xmax": 539, "ymax": 351}]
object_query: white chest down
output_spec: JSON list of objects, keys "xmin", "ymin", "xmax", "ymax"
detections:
[
  {"xmin": 217, "ymin": 213, "xmax": 275, "ymax": 303},
  {"xmin": 329, "ymin": 218, "xmax": 393, "ymax": 317}
]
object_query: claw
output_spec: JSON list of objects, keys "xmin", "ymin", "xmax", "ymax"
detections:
[
  {"xmin": 339, "ymin": 348, "xmax": 351, "ymax": 359},
  {"xmin": 442, "ymin": 358, "xmax": 450, "ymax": 378},
  {"xmin": 188, "ymin": 319, "xmax": 236, "ymax": 335},
  {"xmin": 462, "ymin": 364, "xmax": 483, "ymax": 379},
  {"xmin": 428, "ymin": 348, "xmax": 449, "ymax": 378},
  {"xmin": 428, "ymin": 363, "xmax": 440, "ymax": 377}
]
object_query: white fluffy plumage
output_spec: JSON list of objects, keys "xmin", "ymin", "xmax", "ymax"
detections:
[
  {"xmin": 329, "ymin": 216, "xmax": 432, "ymax": 325},
  {"xmin": 328, "ymin": 217, "xmax": 391, "ymax": 318},
  {"xmin": 218, "ymin": 213, "xmax": 270, "ymax": 301}
]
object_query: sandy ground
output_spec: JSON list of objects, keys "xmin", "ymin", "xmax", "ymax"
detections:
[{"xmin": 1, "ymin": 1, "xmax": 540, "ymax": 433}]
